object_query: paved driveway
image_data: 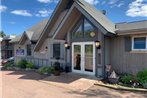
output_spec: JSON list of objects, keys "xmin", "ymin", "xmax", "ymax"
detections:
[{"xmin": 0, "ymin": 70, "xmax": 146, "ymax": 98}]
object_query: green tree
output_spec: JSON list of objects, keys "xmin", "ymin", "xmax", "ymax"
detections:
[{"xmin": 0, "ymin": 31, "xmax": 6, "ymax": 37}]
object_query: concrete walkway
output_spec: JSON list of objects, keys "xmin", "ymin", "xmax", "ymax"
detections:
[
  {"xmin": 1, "ymin": 70, "xmax": 146, "ymax": 98},
  {"xmin": 40, "ymin": 73, "xmax": 98, "ymax": 92}
]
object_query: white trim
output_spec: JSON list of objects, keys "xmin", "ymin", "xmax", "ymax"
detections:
[
  {"xmin": 72, "ymin": 42, "xmax": 95, "ymax": 76},
  {"xmin": 132, "ymin": 35, "xmax": 147, "ymax": 51}
]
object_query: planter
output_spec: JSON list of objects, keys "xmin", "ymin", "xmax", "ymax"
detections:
[
  {"xmin": 54, "ymin": 71, "xmax": 60, "ymax": 76},
  {"xmin": 108, "ymin": 77, "xmax": 119, "ymax": 84}
]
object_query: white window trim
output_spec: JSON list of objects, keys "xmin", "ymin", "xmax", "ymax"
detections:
[{"xmin": 132, "ymin": 35, "xmax": 147, "ymax": 51}]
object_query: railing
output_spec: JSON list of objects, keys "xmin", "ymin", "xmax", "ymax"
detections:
[{"xmin": 15, "ymin": 56, "xmax": 49, "ymax": 67}]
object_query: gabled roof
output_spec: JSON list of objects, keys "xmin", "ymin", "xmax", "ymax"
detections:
[
  {"xmin": 27, "ymin": 19, "xmax": 48, "ymax": 41},
  {"xmin": 10, "ymin": 35, "xmax": 22, "ymax": 43},
  {"xmin": 75, "ymin": 0, "xmax": 116, "ymax": 34},
  {"xmin": 34, "ymin": 0, "xmax": 116, "ymax": 51},
  {"xmin": 34, "ymin": 0, "xmax": 73, "ymax": 51},
  {"xmin": 19, "ymin": 19, "xmax": 48, "ymax": 44}
]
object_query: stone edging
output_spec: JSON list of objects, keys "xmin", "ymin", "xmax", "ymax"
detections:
[{"xmin": 94, "ymin": 82, "xmax": 147, "ymax": 92}]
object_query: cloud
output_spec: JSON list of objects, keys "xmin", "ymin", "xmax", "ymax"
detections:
[
  {"xmin": 37, "ymin": 0, "xmax": 59, "ymax": 3},
  {"xmin": 117, "ymin": 1, "xmax": 124, "ymax": 7},
  {"xmin": 109, "ymin": 0, "xmax": 119, "ymax": 5},
  {"xmin": 11, "ymin": 10, "xmax": 32, "ymax": 16},
  {"xmin": 35, "ymin": 9, "xmax": 53, "ymax": 17},
  {"xmin": 84, "ymin": 0, "xmax": 99, "ymax": 5},
  {"xmin": 9, "ymin": 22, "xmax": 16, "ymax": 24},
  {"xmin": 126, "ymin": 0, "xmax": 147, "ymax": 17},
  {"xmin": 0, "ymin": 5, "xmax": 7, "ymax": 12}
]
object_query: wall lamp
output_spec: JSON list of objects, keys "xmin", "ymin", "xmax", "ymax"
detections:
[
  {"xmin": 95, "ymin": 40, "xmax": 101, "ymax": 49},
  {"xmin": 45, "ymin": 46, "xmax": 48, "ymax": 51},
  {"xmin": 64, "ymin": 42, "xmax": 70, "ymax": 49}
]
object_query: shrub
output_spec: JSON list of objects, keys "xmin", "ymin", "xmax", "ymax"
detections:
[
  {"xmin": 26, "ymin": 62, "xmax": 34, "ymax": 69},
  {"xmin": 3, "ymin": 62, "xmax": 14, "ymax": 70},
  {"xmin": 137, "ymin": 69, "xmax": 147, "ymax": 85},
  {"xmin": 16, "ymin": 59, "xmax": 27, "ymax": 68},
  {"xmin": 38, "ymin": 66, "xmax": 54, "ymax": 75},
  {"xmin": 120, "ymin": 74, "xmax": 132, "ymax": 84}
]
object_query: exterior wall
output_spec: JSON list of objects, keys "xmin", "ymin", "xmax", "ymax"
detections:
[{"xmin": 110, "ymin": 36, "xmax": 147, "ymax": 75}]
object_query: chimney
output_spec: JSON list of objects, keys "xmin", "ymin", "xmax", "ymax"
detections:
[{"xmin": 101, "ymin": 10, "xmax": 106, "ymax": 15}]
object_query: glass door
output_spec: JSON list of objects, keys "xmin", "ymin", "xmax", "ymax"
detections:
[
  {"xmin": 72, "ymin": 43, "xmax": 82, "ymax": 73},
  {"xmin": 72, "ymin": 42, "xmax": 95, "ymax": 75}
]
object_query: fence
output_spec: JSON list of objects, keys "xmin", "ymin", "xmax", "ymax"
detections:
[{"xmin": 15, "ymin": 56, "xmax": 49, "ymax": 67}]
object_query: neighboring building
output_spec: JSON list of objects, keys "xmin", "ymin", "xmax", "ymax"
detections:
[
  {"xmin": 1, "ymin": 35, "xmax": 16, "ymax": 59},
  {"xmin": 0, "ymin": 37, "xmax": 3, "ymax": 60},
  {"xmin": 12, "ymin": 19, "xmax": 48, "ymax": 65},
  {"xmin": 14, "ymin": 0, "xmax": 147, "ymax": 77}
]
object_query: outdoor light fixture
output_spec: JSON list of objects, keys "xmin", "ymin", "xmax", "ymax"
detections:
[
  {"xmin": 45, "ymin": 46, "xmax": 48, "ymax": 51},
  {"xmin": 95, "ymin": 40, "xmax": 101, "ymax": 49},
  {"xmin": 64, "ymin": 42, "xmax": 70, "ymax": 49}
]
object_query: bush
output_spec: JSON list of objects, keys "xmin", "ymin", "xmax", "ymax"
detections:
[
  {"xmin": 16, "ymin": 59, "xmax": 27, "ymax": 68},
  {"xmin": 137, "ymin": 69, "xmax": 147, "ymax": 85},
  {"xmin": 38, "ymin": 66, "xmax": 54, "ymax": 75},
  {"xmin": 3, "ymin": 62, "xmax": 14, "ymax": 70},
  {"xmin": 120, "ymin": 74, "xmax": 132, "ymax": 84},
  {"xmin": 26, "ymin": 62, "xmax": 34, "ymax": 69}
]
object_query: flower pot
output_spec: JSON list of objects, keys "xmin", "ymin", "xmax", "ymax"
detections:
[{"xmin": 54, "ymin": 71, "xmax": 60, "ymax": 76}]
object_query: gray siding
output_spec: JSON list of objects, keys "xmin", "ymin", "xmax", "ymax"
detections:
[{"xmin": 110, "ymin": 36, "xmax": 147, "ymax": 75}]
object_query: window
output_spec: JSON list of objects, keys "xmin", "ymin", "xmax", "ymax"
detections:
[
  {"xmin": 53, "ymin": 43, "xmax": 60, "ymax": 59},
  {"xmin": 27, "ymin": 44, "xmax": 32, "ymax": 56},
  {"xmin": 84, "ymin": 19, "xmax": 96, "ymax": 38},
  {"xmin": 72, "ymin": 17, "xmax": 97, "ymax": 40},
  {"xmin": 132, "ymin": 36, "xmax": 147, "ymax": 50}
]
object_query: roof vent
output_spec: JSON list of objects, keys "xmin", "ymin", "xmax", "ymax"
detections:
[{"xmin": 101, "ymin": 10, "xmax": 106, "ymax": 15}]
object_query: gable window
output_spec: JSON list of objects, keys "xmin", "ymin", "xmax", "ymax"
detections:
[
  {"xmin": 27, "ymin": 44, "xmax": 32, "ymax": 56},
  {"xmin": 72, "ymin": 17, "xmax": 97, "ymax": 40},
  {"xmin": 53, "ymin": 43, "xmax": 61, "ymax": 59},
  {"xmin": 132, "ymin": 36, "xmax": 147, "ymax": 50}
]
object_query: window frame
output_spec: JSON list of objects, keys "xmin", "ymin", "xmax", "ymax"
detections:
[
  {"xmin": 132, "ymin": 36, "xmax": 147, "ymax": 51},
  {"xmin": 26, "ymin": 44, "xmax": 32, "ymax": 56},
  {"xmin": 53, "ymin": 43, "xmax": 61, "ymax": 59}
]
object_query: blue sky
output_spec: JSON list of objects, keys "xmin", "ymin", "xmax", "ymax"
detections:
[{"xmin": 0, "ymin": 0, "xmax": 147, "ymax": 35}]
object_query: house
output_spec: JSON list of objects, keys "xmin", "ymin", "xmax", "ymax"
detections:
[
  {"xmin": 14, "ymin": 0, "xmax": 147, "ymax": 77},
  {"xmin": 12, "ymin": 19, "xmax": 49, "ymax": 66},
  {"xmin": 1, "ymin": 35, "xmax": 16, "ymax": 59}
]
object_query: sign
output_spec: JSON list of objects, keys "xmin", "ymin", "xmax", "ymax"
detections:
[{"xmin": 16, "ymin": 49, "xmax": 25, "ymax": 55}]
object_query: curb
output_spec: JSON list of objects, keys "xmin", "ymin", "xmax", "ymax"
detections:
[{"xmin": 94, "ymin": 82, "xmax": 147, "ymax": 93}]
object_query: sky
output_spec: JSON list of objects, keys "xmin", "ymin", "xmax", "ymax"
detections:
[{"xmin": 0, "ymin": 0, "xmax": 147, "ymax": 35}]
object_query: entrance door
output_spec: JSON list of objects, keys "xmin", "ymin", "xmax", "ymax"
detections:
[{"xmin": 72, "ymin": 42, "xmax": 95, "ymax": 75}]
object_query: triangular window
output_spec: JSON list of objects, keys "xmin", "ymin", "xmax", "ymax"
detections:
[
  {"xmin": 72, "ymin": 21, "xmax": 83, "ymax": 39},
  {"xmin": 72, "ymin": 17, "xmax": 97, "ymax": 40},
  {"xmin": 84, "ymin": 19, "xmax": 96, "ymax": 38}
]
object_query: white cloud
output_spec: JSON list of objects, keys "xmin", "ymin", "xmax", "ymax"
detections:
[
  {"xmin": 84, "ymin": 0, "xmax": 99, "ymax": 5},
  {"xmin": 0, "ymin": 5, "xmax": 7, "ymax": 12},
  {"xmin": 117, "ymin": 1, "xmax": 124, "ymax": 7},
  {"xmin": 35, "ymin": 9, "xmax": 53, "ymax": 17},
  {"xmin": 109, "ymin": 0, "xmax": 118, "ymax": 5},
  {"xmin": 126, "ymin": 0, "xmax": 147, "ymax": 17},
  {"xmin": 37, "ymin": 0, "xmax": 59, "ymax": 3},
  {"xmin": 9, "ymin": 22, "xmax": 16, "ymax": 24},
  {"xmin": 11, "ymin": 10, "xmax": 32, "ymax": 16}
]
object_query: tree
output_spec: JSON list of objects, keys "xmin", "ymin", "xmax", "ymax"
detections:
[{"xmin": 0, "ymin": 31, "xmax": 6, "ymax": 37}]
